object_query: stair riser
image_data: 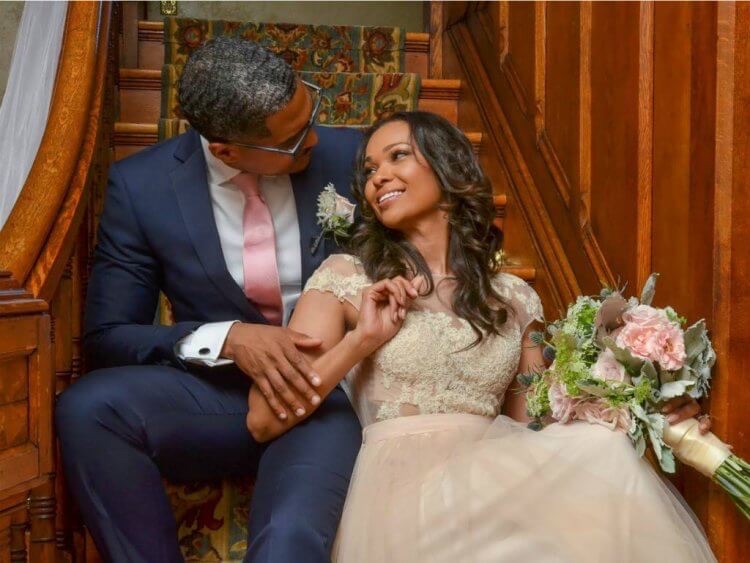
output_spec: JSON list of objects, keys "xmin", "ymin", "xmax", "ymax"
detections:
[
  {"xmin": 137, "ymin": 29, "xmax": 429, "ymax": 75},
  {"xmin": 119, "ymin": 76, "xmax": 460, "ymax": 124},
  {"xmin": 114, "ymin": 126, "xmax": 481, "ymax": 158}
]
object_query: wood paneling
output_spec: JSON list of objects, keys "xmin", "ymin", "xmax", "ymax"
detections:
[
  {"xmin": 590, "ymin": 1, "xmax": 640, "ymax": 288},
  {"xmin": 506, "ymin": 1, "xmax": 536, "ymax": 116},
  {"xmin": 443, "ymin": 1, "xmax": 750, "ymax": 558},
  {"xmin": 544, "ymin": 2, "xmax": 580, "ymax": 202}
]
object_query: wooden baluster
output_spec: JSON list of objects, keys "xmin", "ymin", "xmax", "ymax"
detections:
[
  {"xmin": 10, "ymin": 510, "xmax": 27, "ymax": 563},
  {"xmin": 29, "ymin": 480, "xmax": 56, "ymax": 562},
  {"xmin": 0, "ymin": 515, "xmax": 11, "ymax": 563}
]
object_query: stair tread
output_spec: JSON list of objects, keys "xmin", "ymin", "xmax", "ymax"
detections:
[
  {"xmin": 116, "ymin": 122, "xmax": 480, "ymax": 138},
  {"xmin": 119, "ymin": 68, "xmax": 461, "ymax": 96},
  {"xmin": 119, "ymin": 68, "xmax": 456, "ymax": 83},
  {"xmin": 137, "ymin": 19, "xmax": 429, "ymax": 46}
]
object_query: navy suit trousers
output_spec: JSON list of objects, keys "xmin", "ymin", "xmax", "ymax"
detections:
[{"xmin": 56, "ymin": 366, "xmax": 361, "ymax": 563}]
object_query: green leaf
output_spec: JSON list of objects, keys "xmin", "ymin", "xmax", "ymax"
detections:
[
  {"xmin": 640, "ymin": 273, "xmax": 659, "ymax": 306},
  {"xmin": 684, "ymin": 320, "xmax": 708, "ymax": 363},
  {"xmin": 602, "ymin": 337, "xmax": 645, "ymax": 375},
  {"xmin": 659, "ymin": 448, "xmax": 676, "ymax": 473},
  {"xmin": 659, "ymin": 380, "xmax": 695, "ymax": 400},
  {"xmin": 639, "ymin": 360, "xmax": 658, "ymax": 383}
]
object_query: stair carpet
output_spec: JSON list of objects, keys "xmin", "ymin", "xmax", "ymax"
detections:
[{"xmin": 115, "ymin": 20, "xmax": 534, "ymax": 284}]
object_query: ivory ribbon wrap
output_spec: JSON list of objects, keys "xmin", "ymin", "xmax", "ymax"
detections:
[{"xmin": 662, "ymin": 418, "xmax": 732, "ymax": 477}]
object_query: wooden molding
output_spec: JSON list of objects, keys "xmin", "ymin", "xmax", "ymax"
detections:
[
  {"xmin": 537, "ymin": 131, "xmax": 572, "ymax": 207},
  {"xmin": 466, "ymin": 131, "xmax": 482, "ymax": 154},
  {"xmin": 494, "ymin": 194, "xmax": 508, "ymax": 217},
  {"xmin": 114, "ymin": 123, "xmax": 158, "ymax": 146},
  {"xmin": 420, "ymin": 78, "xmax": 461, "ymax": 99},
  {"xmin": 636, "ymin": 1, "xmax": 655, "ymax": 289},
  {"xmin": 578, "ymin": 1, "xmax": 593, "ymax": 231},
  {"xmin": 533, "ymin": 1, "xmax": 547, "ymax": 137},
  {"xmin": 501, "ymin": 265, "xmax": 536, "ymax": 284},
  {"xmin": 501, "ymin": 54, "xmax": 532, "ymax": 118},
  {"xmin": 0, "ymin": 2, "xmax": 100, "ymax": 287},
  {"xmin": 137, "ymin": 20, "xmax": 163, "ymax": 43},
  {"xmin": 405, "ymin": 32, "xmax": 430, "ymax": 53},
  {"xmin": 119, "ymin": 68, "xmax": 161, "ymax": 90}
]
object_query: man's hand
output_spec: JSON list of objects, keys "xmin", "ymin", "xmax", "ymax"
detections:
[
  {"xmin": 662, "ymin": 395, "xmax": 711, "ymax": 434},
  {"xmin": 222, "ymin": 323, "xmax": 323, "ymax": 420}
]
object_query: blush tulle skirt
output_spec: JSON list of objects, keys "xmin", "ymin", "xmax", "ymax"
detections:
[{"xmin": 333, "ymin": 413, "xmax": 715, "ymax": 563}]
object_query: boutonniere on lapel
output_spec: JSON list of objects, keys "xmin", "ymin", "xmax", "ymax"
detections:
[{"xmin": 310, "ymin": 183, "xmax": 356, "ymax": 254}]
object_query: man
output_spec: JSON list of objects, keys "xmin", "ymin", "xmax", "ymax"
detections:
[{"xmin": 56, "ymin": 37, "xmax": 362, "ymax": 562}]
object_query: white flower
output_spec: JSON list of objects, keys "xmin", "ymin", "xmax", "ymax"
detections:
[
  {"xmin": 316, "ymin": 183, "xmax": 356, "ymax": 226},
  {"xmin": 312, "ymin": 183, "xmax": 356, "ymax": 253}
]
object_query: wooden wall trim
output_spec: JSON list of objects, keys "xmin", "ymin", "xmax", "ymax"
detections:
[
  {"xmin": 636, "ymin": 1, "xmax": 655, "ymax": 289},
  {"xmin": 0, "ymin": 2, "xmax": 101, "ymax": 289},
  {"xmin": 448, "ymin": 22, "xmax": 580, "ymax": 312},
  {"xmin": 710, "ymin": 2, "xmax": 750, "ymax": 559}
]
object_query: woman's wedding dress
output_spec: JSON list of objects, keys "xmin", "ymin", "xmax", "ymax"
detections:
[{"xmin": 305, "ymin": 254, "xmax": 715, "ymax": 563}]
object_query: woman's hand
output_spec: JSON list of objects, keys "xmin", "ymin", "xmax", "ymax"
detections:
[{"xmin": 352, "ymin": 276, "xmax": 422, "ymax": 355}]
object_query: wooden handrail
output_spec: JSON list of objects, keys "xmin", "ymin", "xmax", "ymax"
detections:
[
  {"xmin": 0, "ymin": 2, "xmax": 105, "ymax": 292},
  {"xmin": 29, "ymin": 2, "xmax": 115, "ymax": 301}
]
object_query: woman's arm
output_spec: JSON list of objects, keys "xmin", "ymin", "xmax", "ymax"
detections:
[
  {"xmin": 502, "ymin": 325, "xmax": 546, "ymax": 423},
  {"xmin": 247, "ymin": 277, "xmax": 417, "ymax": 442}
]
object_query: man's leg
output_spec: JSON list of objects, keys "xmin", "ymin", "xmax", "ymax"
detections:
[
  {"xmin": 56, "ymin": 365, "xmax": 261, "ymax": 563},
  {"xmin": 245, "ymin": 387, "xmax": 361, "ymax": 563}
]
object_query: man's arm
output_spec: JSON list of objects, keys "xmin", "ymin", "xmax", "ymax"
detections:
[{"xmin": 84, "ymin": 163, "xmax": 201, "ymax": 370}]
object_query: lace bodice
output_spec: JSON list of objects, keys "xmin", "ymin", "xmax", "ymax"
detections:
[{"xmin": 304, "ymin": 254, "xmax": 544, "ymax": 427}]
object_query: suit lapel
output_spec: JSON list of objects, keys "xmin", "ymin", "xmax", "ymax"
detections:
[
  {"xmin": 170, "ymin": 132, "xmax": 263, "ymax": 321},
  {"xmin": 291, "ymin": 166, "xmax": 325, "ymax": 285}
]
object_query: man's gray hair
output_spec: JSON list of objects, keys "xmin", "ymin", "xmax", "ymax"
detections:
[{"xmin": 178, "ymin": 36, "xmax": 297, "ymax": 141}]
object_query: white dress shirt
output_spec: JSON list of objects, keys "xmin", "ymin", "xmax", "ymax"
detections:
[{"xmin": 176, "ymin": 137, "xmax": 303, "ymax": 366}]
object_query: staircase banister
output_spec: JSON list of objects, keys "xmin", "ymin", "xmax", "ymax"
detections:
[{"xmin": 0, "ymin": 2, "xmax": 109, "ymax": 295}]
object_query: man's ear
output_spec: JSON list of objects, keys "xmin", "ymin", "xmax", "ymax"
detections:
[{"xmin": 207, "ymin": 142, "xmax": 240, "ymax": 166}]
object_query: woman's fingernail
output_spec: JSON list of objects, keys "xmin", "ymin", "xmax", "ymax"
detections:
[
  {"xmin": 279, "ymin": 412, "xmax": 288, "ymax": 420},
  {"xmin": 296, "ymin": 408, "xmax": 306, "ymax": 417},
  {"xmin": 312, "ymin": 395, "xmax": 321, "ymax": 405},
  {"xmin": 666, "ymin": 414, "xmax": 678, "ymax": 423},
  {"xmin": 311, "ymin": 374, "xmax": 321, "ymax": 386}
]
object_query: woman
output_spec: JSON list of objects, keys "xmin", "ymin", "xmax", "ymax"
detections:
[{"xmin": 247, "ymin": 111, "xmax": 715, "ymax": 562}]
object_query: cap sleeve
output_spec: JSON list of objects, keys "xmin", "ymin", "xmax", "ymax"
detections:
[
  {"xmin": 493, "ymin": 273, "xmax": 544, "ymax": 333},
  {"xmin": 303, "ymin": 254, "xmax": 370, "ymax": 310}
]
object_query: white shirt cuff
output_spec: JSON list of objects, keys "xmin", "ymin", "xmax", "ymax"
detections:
[{"xmin": 176, "ymin": 321, "xmax": 238, "ymax": 367}]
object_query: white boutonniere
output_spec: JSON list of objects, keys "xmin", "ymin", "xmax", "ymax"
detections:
[{"xmin": 310, "ymin": 183, "xmax": 357, "ymax": 254}]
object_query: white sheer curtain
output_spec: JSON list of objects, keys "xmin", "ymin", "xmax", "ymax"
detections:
[{"xmin": 0, "ymin": 1, "xmax": 68, "ymax": 229}]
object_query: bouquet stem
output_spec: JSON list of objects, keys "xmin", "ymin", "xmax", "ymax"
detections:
[{"xmin": 663, "ymin": 418, "xmax": 750, "ymax": 519}]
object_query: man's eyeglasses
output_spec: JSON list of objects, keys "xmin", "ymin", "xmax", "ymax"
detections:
[{"xmin": 225, "ymin": 80, "xmax": 323, "ymax": 157}]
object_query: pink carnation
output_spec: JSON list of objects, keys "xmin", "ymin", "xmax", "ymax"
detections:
[
  {"xmin": 548, "ymin": 382, "xmax": 631, "ymax": 433},
  {"xmin": 591, "ymin": 348, "xmax": 629, "ymax": 383},
  {"xmin": 574, "ymin": 400, "xmax": 632, "ymax": 433},
  {"xmin": 615, "ymin": 305, "xmax": 686, "ymax": 371},
  {"xmin": 548, "ymin": 381, "xmax": 580, "ymax": 423}
]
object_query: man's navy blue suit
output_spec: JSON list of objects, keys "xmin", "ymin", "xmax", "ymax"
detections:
[{"xmin": 56, "ymin": 126, "xmax": 363, "ymax": 562}]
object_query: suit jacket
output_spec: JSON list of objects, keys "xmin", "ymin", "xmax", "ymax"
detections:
[{"xmin": 84, "ymin": 125, "xmax": 363, "ymax": 370}]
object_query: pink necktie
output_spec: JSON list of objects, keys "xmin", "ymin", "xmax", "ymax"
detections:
[{"xmin": 231, "ymin": 172, "xmax": 283, "ymax": 325}]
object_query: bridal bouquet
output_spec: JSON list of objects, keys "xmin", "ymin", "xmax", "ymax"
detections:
[{"xmin": 520, "ymin": 274, "xmax": 750, "ymax": 520}]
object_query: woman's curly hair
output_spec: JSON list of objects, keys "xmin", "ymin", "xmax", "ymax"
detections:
[{"xmin": 349, "ymin": 111, "xmax": 508, "ymax": 347}]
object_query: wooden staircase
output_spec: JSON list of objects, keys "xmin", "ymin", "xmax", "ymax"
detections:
[{"xmin": 114, "ymin": 19, "xmax": 534, "ymax": 285}]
